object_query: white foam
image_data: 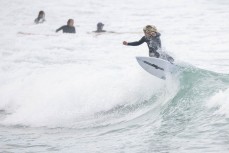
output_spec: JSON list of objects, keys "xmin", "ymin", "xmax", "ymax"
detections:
[
  {"xmin": 0, "ymin": 45, "xmax": 167, "ymax": 127},
  {"xmin": 206, "ymin": 88, "xmax": 229, "ymax": 117}
]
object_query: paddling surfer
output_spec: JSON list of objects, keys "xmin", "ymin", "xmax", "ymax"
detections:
[{"xmin": 56, "ymin": 19, "xmax": 76, "ymax": 34}]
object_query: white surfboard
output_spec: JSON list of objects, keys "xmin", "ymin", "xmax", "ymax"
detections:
[{"xmin": 136, "ymin": 56, "xmax": 176, "ymax": 80}]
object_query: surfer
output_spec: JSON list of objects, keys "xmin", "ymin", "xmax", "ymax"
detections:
[
  {"xmin": 34, "ymin": 11, "xmax": 46, "ymax": 24},
  {"xmin": 93, "ymin": 22, "xmax": 106, "ymax": 33},
  {"xmin": 56, "ymin": 19, "xmax": 76, "ymax": 34},
  {"xmin": 123, "ymin": 25, "xmax": 174, "ymax": 62}
]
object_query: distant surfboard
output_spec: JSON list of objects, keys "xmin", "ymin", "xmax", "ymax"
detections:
[
  {"xmin": 136, "ymin": 56, "xmax": 176, "ymax": 80},
  {"xmin": 87, "ymin": 31, "xmax": 142, "ymax": 37},
  {"xmin": 18, "ymin": 32, "xmax": 57, "ymax": 37}
]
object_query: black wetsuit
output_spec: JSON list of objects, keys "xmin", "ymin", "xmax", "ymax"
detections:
[
  {"xmin": 56, "ymin": 25, "xmax": 76, "ymax": 34},
  {"xmin": 127, "ymin": 33, "xmax": 161, "ymax": 58},
  {"xmin": 34, "ymin": 17, "xmax": 45, "ymax": 24}
]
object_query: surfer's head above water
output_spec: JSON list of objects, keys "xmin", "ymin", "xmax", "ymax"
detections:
[
  {"xmin": 38, "ymin": 11, "xmax": 45, "ymax": 19},
  {"xmin": 143, "ymin": 25, "xmax": 157, "ymax": 37},
  {"xmin": 97, "ymin": 22, "xmax": 104, "ymax": 28},
  {"xmin": 95, "ymin": 22, "xmax": 106, "ymax": 32},
  {"xmin": 67, "ymin": 19, "xmax": 74, "ymax": 27}
]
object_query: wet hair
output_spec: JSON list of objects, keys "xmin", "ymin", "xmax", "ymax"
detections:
[
  {"xmin": 97, "ymin": 22, "xmax": 104, "ymax": 28},
  {"xmin": 38, "ymin": 11, "xmax": 45, "ymax": 18},
  {"xmin": 67, "ymin": 19, "xmax": 74, "ymax": 26}
]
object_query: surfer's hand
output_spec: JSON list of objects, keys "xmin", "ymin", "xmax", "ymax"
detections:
[{"xmin": 123, "ymin": 41, "xmax": 128, "ymax": 45}]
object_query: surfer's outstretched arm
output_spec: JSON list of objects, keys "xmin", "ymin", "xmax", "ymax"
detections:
[
  {"xmin": 123, "ymin": 36, "xmax": 145, "ymax": 46},
  {"xmin": 56, "ymin": 26, "xmax": 64, "ymax": 33}
]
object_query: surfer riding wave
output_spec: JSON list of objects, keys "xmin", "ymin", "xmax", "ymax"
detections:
[{"xmin": 123, "ymin": 25, "xmax": 174, "ymax": 63}]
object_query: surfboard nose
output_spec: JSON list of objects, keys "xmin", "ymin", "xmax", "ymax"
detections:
[{"xmin": 136, "ymin": 56, "xmax": 143, "ymax": 61}]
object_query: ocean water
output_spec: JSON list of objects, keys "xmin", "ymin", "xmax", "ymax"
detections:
[{"xmin": 0, "ymin": 0, "xmax": 229, "ymax": 152}]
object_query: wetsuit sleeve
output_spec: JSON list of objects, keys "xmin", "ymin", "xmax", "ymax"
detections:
[
  {"xmin": 157, "ymin": 33, "xmax": 161, "ymax": 48},
  {"xmin": 158, "ymin": 37, "xmax": 161, "ymax": 48},
  {"xmin": 73, "ymin": 27, "xmax": 76, "ymax": 33},
  {"xmin": 127, "ymin": 36, "xmax": 145, "ymax": 46},
  {"xmin": 56, "ymin": 26, "xmax": 64, "ymax": 33}
]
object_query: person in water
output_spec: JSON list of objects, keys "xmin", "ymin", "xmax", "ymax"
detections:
[
  {"xmin": 34, "ymin": 11, "xmax": 45, "ymax": 24},
  {"xmin": 56, "ymin": 19, "xmax": 76, "ymax": 34},
  {"xmin": 123, "ymin": 25, "xmax": 174, "ymax": 62},
  {"xmin": 94, "ymin": 22, "xmax": 106, "ymax": 33}
]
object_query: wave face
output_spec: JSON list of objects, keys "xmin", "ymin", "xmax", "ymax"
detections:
[{"xmin": 1, "ymin": 0, "xmax": 229, "ymax": 152}]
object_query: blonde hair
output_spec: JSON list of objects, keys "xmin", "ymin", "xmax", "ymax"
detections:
[{"xmin": 143, "ymin": 25, "xmax": 157, "ymax": 33}]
